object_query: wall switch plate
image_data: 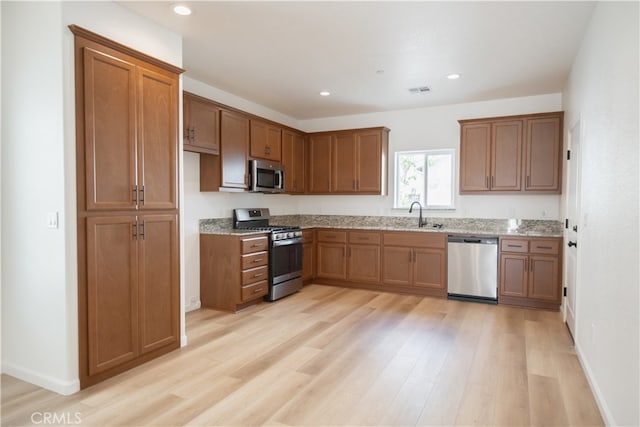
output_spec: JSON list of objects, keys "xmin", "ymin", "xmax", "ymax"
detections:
[{"xmin": 47, "ymin": 212, "xmax": 59, "ymax": 229}]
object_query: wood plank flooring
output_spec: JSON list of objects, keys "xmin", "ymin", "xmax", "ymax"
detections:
[{"xmin": 1, "ymin": 284, "xmax": 603, "ymax": 426}]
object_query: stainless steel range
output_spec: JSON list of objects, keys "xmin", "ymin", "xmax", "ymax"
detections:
[{"xmin": 233, "ymin": 208, "xmax": 303, "ymax": 301}]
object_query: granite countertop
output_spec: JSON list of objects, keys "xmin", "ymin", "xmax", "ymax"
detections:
[{"xmin": 200, "ymin": 215, "xmax": 563, "ymax": 238}]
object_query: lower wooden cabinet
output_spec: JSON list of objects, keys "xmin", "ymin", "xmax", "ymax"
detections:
[
  {"xmin": 86, "ymin": 214, "xmax": 179, "ymax": 376},
  {"xmin": 302, "ymin": 230, "xmax": 315, "ymax": 281},
  {"xmin": 382, "ymin": 232, "xmax": 447, "ymax": 297},
  {"xmin": 316, "ymin": 230, "xmax": 347, "ymax": 279},
  {"xmin": 200, "ymin": 233, "xmax": 269, "ymax": 312},
  {"xmin": 499, "ymin": 237, "xmax": 562, "ymax": 309},
  {"xmin": 347, "ymin": 231, "xmax": 381, "ymax": 283}
]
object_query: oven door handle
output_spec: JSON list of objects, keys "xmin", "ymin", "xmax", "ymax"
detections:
[{"xmin": 272, "ymin": 237, "xmax": 303, "ymax": 247}]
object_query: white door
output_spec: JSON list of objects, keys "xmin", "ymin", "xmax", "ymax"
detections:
[{"xmin": 564, "ymin": 120, "xmax": 582, "ymax": 338}]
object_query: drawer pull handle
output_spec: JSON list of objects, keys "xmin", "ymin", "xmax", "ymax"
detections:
[
  {"xmin": 253, "ymin": 288, "xmax": 263, "ymax": 294},
  {"xmin": 253, "ymin": 258, "xmax": 263, "ymax": 263},
  {"xmin": 251, "ymin": 243, "xmax": 262, "ymax": 247},
  {"xmin": 537, "ymin": 246, "xmax": 553, "ymax": 250},
  {"xmin": 507, "ymin": 244, "xmax": 522, "ymax": 248},
  {"xmin": 253, "ymin": 273, "xmax": 263, "ymax": 278}
]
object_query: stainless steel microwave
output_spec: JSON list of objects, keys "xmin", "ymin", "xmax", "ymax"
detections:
[{"xmin": 249, "ymin": 159, "xmax": 285, "ymax": 193}]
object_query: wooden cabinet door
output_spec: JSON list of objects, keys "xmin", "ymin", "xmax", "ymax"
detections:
[
  {"xmin": 137, "ymin": 67, "xmax": 178, "ymax": 210},
  {"xmin": 86, "ymin": 216, "xmax": 138, "ymax": 375},
  {"xmin": 499, "ymin": 253, "xmax": 528, "ymax": 297},
  {"xmin": 348, "ymin": 244, "xmax": 381, "ymax": 283},
  {"xmin": 138, "ymin": 214, "xmax": 179, "ymax": 354},
  {"xmin": 460, "ymin": 123, "xmax": 491, "ymax": 192},
  {"xmin": 333, "ymin": 132, "xmax": 357, "ymax": 192},
  {"xmin": 413, "ymin": 248, "xmax": 445, "ymax": 290},
  {"xmin": 525, "ymin": 117, "xmax": 561, "ymax": 191},
  {"xmin": 250, "ymin": 120, "xmax": 281, "ymax": 162},
  {"xmin": 491, "ymin": 121, "xmax": 522, "ymax": 191},
  {"xmin": 302, "ymin": 242, "xmax": 314, "ymax": 281},
  {"xmin": 83, "ymin": 47, "xmax": 137, "ymax": 211},
  {"xmin": 183, "ymin": 93, "xmax": 220, "ymax": 155},
  {"xmin": 308, "ymin": 134, "xmax": 332, "ymax": 193},
  {"xmin": 528, "ymin": 255, "xmax": 560, "ymax": 302},
  {"xmin": 282, "ymin": 130, "xmax": 305, "ymax": 193},
  {"xmin": 220, "ymin": 110, "xmax": 249, "ymax": 189},
  {"xmin": 316, "ymin": 242, "xmax": 346, "ymax": 279},
  {"xmin": 382, "ymin": 246, "xmax": 413, "ymax": 286},
  {"xmin": 356, "ymin": 130, "xmax": 382, "ymax": 193}
]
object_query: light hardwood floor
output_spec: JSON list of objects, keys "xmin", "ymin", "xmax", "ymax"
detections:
[{"xmin": 2, "ymin": 284, "xmax": 603, "ymax": 426}]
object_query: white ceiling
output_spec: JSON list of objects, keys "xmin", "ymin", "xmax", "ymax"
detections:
[{"xmin": 119, "ymin": 1, "xmax": 596, "ymax": 120}]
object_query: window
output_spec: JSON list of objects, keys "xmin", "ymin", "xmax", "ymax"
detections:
[{"xmin": 394, "ymin": 149, "xmax": 455, "ymax": 209}]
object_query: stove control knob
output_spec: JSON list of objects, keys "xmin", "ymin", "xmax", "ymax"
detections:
[
  {"xmin": 287, "ymin": 232, "xmax": 295, "ymax": 238},
  {"xmin": 295, "ymin": 231, "xmax": 302, "ymax": 237},
  {"xmin": 273, "ymin": 233, "xmax": 282, "ymax": 240}
]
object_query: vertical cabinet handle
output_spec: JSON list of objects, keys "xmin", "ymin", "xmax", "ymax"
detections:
[
  {"xmin": 486, "ymin": 176, "xmax": 489, "ymax": 189},
  {"xmin": 190, "ymin": 128, "xmax": 195, "ymax": 143},
  {"xmin": 132, "ymin": 221, "xmax": 138, "ymax": 239},
  {"xmin": 140, "ymin": 221, "xmax": 145, "ymax": 240},
  {"xmin": 140, "ymin": 185, "xmax": 145, "ymax": 205},
  {"xmin": 527, "ymin": 176, "xmax": 531, "ymax": 187},
  {"xmin": 492, "ymin": 176, "xmax": 495, "ymax": 187},
  {"xmin": 132, "ymin": 185, "xmax": 138, "ymax": 203}
]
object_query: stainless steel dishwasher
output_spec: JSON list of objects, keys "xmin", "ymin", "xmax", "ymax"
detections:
[{"xmin": 447, "ymin": 235, "xmax": 498, "ymax": 303}]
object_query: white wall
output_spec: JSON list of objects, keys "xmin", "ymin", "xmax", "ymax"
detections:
[
  {"xmin": 561, "ymin": 2, "xmax": 639, "ymax": 426},
  {"xmin": 1, "ymin": 0, "xmax": 183, "ymax": 395}
]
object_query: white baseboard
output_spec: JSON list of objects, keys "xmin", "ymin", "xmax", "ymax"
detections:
[
  {"xmin": 181, "ymin": 334, "xmax": 188, "ymax": 347},
  {"xmin": 2, "ymin": 362, "xmax": 79, "ymax": 396},
  {"xmin": 184, "ymin": 300, "xmax": 201, "ymax": 312},
  {"xmin": 574, "ymin": 340, "xmax": 616, "ymax": 426}
]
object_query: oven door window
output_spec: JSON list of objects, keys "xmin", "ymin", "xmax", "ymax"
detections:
[{"xmin": 271, "ymin": 242, "xmax": 302, "ymax": 284}]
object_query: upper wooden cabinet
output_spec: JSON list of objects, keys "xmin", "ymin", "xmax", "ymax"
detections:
[
  {"xmin": 200, "ymin": 109, "xmax": 250, "ymax": 191},
  {"xmin": 82, "ymin": 47, "xmax": 179, "ymax": 211},
  {"xmin": 183, "ymin": 92, "xmax": 220, "ymax": 155},
  {"xmin": 250, "ymin": 119, "xmax": 282, "ymax": 162},
  {"xmin": 459, "ymin": 112, "xmax": 563, "ymax": 194},
  {"xmin": 282, "ymin": 129, "xmax": 306, "ymax": 194},
  {"xmin": 309, "ymin": 127, "xmax": 389, "ymax": 195}
]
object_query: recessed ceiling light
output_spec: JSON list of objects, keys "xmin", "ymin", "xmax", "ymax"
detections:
[
  {"xmin": 173, "ymin": 4, "xmax": 192, "ymax": 16},
  {"xmin": 319, "ymin": 91, "xmax": 331, "ymax": 97},
  {"xmin": 446, "ymin": 73, "xmax": 461, "ymax": 80}
]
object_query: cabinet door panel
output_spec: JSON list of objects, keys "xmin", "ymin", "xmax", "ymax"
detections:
[
  {"xmin": 282, "ymin": 130, "xmax": 305, "ymax": 193},
  {"xmin": 348, "ymin": 244, "xmax": 381, "ymax": 283},
  {"xmin": 184, "ymin": 94, "xmax": 220, "ymax": 154},
  {"xmin": 138, "ymin": 68, "xmax": 178, "ymax": 209},
  {"xmin": 316, "ymin": 242, "xmax": 346, "ymax": 279},
  {"xmin": 86, "ymin": 216, "xmax": 138, "ymax": 375},
  {"xmin": 250, "ymin": 120, "xmax": 281, "ymax": 162},
  {"xmin": 308, "ymin": 134, "xmax": 332, "ymax": 193},
  {"xmin": 499, "ymin": 254, "xmax": 528, "ymax": 297},
  {"xmin": 460, "ymin": 123, "xmax": 491, "ymax": 192},
  {"xmin": 525, "ymin": 117, "xmax": 561, "ymax": 191},
  {"xmin": 220, "ymin": 110, "xmax": 249, "ymax": 188},
  {"xmin": 491, "ymin": 121, "xmax": 522, "ymax": 191},
  {"xmin": 333, "ymin": 133, "xmax": 357, "ymax": 192},
  {"xmin": 138, "ymin": 214, "xmax": 179, "ymax": 354},
  {"xmin": 83, "ymin": 48, "xmax": 137, "ymax": 211},
  {"xmin": 382, "ymin": 246, "xmax": 413, "ymax": 286},
  {"xmin": 357, "ymin": 131, "xmax": 382, "ymax": 192},
  {"xmin": 413, "ymin": 249, "xmax": 445, "ymax": 290},
  {"xmin": 528, "ymin": 255, "xmax": 560, "ymax": 302},
  {"xmin": 302, "ymin": 242, "xmax": 315, "ymax": 281}
]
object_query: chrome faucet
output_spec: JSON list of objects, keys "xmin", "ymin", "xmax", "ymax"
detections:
[{"xmin": 409, "ymin": 201, "xmax": 427, "ymax": 228}]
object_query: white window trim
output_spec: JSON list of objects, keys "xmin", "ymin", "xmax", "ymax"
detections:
[{"xmin": 393, "ymin": 148, "xmax": 456, "ymax": 210}]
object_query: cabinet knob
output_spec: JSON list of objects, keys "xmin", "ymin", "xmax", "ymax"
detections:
[{"xmin": 567, "ymin": 241, "xmax": 577, "ymax": 248}]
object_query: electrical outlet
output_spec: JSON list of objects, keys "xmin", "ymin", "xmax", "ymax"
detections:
[{"xmin": 47, "ymin": 212, "xmax": 59, "ymax": 229}]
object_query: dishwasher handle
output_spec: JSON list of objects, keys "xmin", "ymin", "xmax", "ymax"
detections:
[{"xmin": 448, "ymin": 235, "xmax": 498, "ymax": 245}]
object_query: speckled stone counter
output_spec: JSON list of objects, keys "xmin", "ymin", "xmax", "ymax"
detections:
[{"xmin": 200, "ymin": 215, "xmax": 563, "ymax": 237}]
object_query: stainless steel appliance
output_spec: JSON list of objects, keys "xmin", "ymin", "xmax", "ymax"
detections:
[
  {"xmin": 447, "ymin": 235, "xmax": 498, "ymax": 303},
  {"xmin": 249, "ymin": 159, "xmax": 285, "ymax": 193},
  {"xmin": 233, "ymin": 208, "xmax": 302, "ymax": 301}
]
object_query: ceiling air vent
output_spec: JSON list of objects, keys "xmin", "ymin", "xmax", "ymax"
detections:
[{"xmin": 408, "ymin": 86, "xmax": 431, "ymax": 94}]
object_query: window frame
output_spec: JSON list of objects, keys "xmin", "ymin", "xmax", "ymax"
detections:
[{"xmin": 393, "ymin": 148, "xmax": 456, "ymax": 210}]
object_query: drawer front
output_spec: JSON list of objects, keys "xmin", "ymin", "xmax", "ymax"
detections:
[
  {"xmin": 242, "ymin": 266, "xmax": 268, "ymax": 285},
  {"xmin": 242, "ymin": 236, "xmax": 269, "ymax": 254},
  {"xmin": 242, "ymin": 251, "xmax": 268, "ymax": 269},
  {"xmin": 349, "ymin": 231, "xmax": 381, "ymax": 245},
  {"xmin": 241, "ymin": 280, "xmax": 268, "ymax": 301},
  {"xmin": 500, "ymin": 239, "xmax": 529, "ymax": 253},
  {"xmin": 383, "ymin": 232, "xmax": 446, "ymax": 249},
  {"xmin": 316, "ymin": 230, "xmax": 347, "ymax": 243},
  {"xmin": 530, "ymin": 239, "xmax": 561, "ymax": 255},
  {"xmin": 302, "ymin": 230, "xmax": 314, "ymax": 244}
]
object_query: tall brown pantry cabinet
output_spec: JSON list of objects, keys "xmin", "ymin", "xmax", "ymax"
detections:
[{"xmin": 71, "ymin": 26, "xmax": 183, "ymax": 388}]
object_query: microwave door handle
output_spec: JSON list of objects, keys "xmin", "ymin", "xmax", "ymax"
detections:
[{"xmin": 276, "ymin": 170, "xmax": 283, "ymax": 188}]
